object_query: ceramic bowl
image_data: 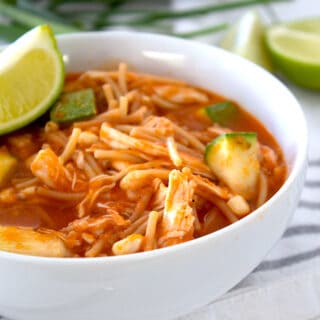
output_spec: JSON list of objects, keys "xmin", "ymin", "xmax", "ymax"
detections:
[{"xmin": 0, "ymin": 31, "xmax": 307, "ymax": 320}]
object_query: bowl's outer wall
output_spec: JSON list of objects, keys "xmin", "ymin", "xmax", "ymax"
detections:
[{"xmin": 0, "ymin": 32, "xmax": 307, "ymax": 320}]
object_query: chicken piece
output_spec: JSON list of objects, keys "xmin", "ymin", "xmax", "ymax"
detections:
[
  {"xmin": 191, "ymin": 173, "xmax": 231, "ymax": 200},
  {"xmin": 260, "ymin": 145, "xmax": 278, "ymax": 172},
  {"xmin": 227, "ymin": 195, "xmax": 250, "ymax": 217},
  {"xmin": 62, "ymin": 212, "xmax": 130, "ymax": 256},
  {"xmin": 120, "ymin": 169, "xmax": 170, "ymax": 190},
  {"xmin": 112, "ymin": 234, "xmax": 144, "ymax": 255},
  {"xmin": 158, "ymin": 170, "xmax": 195, "ymax": 247},
  {"xmin": 30, "ymin": 148, "xmax": 71, "ymax": 191},
  {"xmin": 0, "ymin": 226, "xmax": 70, "ymax": 257},
  {"xmin": 142, "ymin": 115, "xmax": 175, "ymax": 137}
]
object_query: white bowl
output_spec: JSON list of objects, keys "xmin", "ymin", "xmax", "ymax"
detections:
[{"xmin": 0, "ymin": 31, "xmax": 307, "ymax": 320}]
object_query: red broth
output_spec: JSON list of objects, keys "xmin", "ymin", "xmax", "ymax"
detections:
[{"xmin": 0, "ymin": 70, "xmax": 286, "ymax": 257}]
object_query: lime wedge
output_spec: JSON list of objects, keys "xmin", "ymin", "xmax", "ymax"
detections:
[
  {"xmin": 0, "ymin": 25, "xmax": 64, "ymax": 135},
  {"xmin": 288, "ymin": 18, "xmax": 320, "ymax": 35},
  {"xmin": 220, "ymin": 10, "xmax": 273, "ymax": 71},
  {"xmin": 265, "ymin": 18, "xmax": 320, "ymax": 89}
]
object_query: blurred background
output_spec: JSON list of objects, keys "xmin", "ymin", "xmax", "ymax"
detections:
[{"xmin": 0, "ymin": 0, "xmax": 304, "ymax": 44}]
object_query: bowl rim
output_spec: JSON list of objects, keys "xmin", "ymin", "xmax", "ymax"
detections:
[{"xmin": 0, "ymin": 30, "xmax": 308, "ymax": 265}]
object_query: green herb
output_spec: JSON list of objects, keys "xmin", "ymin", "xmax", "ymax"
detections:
[
  {"xmin": 49, "ymin": 0, "xmax": 126, "ymax": 10},
  {"xmin": 17, "ymin": 0, "xmax": 73, "ymax": 25},
  {"xmin": 0, "ymin": 0, "xmax": 292, "ymax": 42},
  {"xmin": 173, "ymin": 23, "xmax": 229, "ymax": 39},
  {"xmin": 0, "ymin": 23, "xmax": 28, "ymax": 41},
  {"xmin": 0, "ymin": 1, "xmax": 79, "ymax": 34},
  {"xmin": 108, "ymin": 0, "xmax": 292, "ymax": 26}
]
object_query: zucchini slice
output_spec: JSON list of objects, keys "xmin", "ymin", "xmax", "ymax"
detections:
[
  {"xmin": 50, "ymin": 88, "xmax": 97, "ymax": 123},
  {"xmin": 205, "ymin": 132, "xmax": 260, "ymax": 199},
  {"xmin": 204, "ymin": 101, "xmax": 238, "ymax": 125}
]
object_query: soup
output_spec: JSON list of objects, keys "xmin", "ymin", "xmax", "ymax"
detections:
[{"xmin": 0, "ymin": 63, "xmax": 286, "ymax": 257}]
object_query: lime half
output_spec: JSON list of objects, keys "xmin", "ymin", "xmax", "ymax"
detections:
[
  {"xmin": 265, "ymin": 18, "xmax": 320, "ymax": 89},
  {"xmin": 0, "ymin": 25, "xmax": 64, "ymax": 135},
  {"xmin": 220, "ymin": 10, "xmax": 273, "ymax": 71}
]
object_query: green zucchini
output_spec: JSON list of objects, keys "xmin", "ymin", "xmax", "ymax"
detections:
[
  {"xmin": 205, "ymin": 132, "xmax": 260, "ymax": 200},
  {"xmin": 204, "ymin": 101, "xmax": 238, "ymax": 126},
  {"xmin": 50, "ymin": 89, "xmax": 97, "ymax": 123}
]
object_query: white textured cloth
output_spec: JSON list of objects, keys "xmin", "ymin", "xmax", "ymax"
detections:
[{"xmin": 172, "ymin": 0, "xmax": 320, "ymax": 319}]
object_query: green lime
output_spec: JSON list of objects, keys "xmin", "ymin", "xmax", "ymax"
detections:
[
  {"xmin": 265, "ymin": 18, "xmax": 320, "ymax": 89},
  {"xmin": 0, "ymin": 25, "xmax": 64, "ymax": 135},
  {"xmin": 220, "ymin": 10, "xmax": 273, "ymax": 71}
]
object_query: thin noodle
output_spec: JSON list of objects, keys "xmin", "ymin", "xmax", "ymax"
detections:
[
  {"xmin": 151, "ymin": 94, "xmax": 181, "ymax": 110},
  {"xmin": 78, "ymin": 183, "xmax": 115, "ymax": 217},
  {"xmin": 130, "ymin": 188, "xmax": 154, "ymax": 222},
  {"xmin": 37, "ymin": 187, "xmax": 85, "ymax": 201},
  {"xmin": 71, "ymin": 171, "xmax": 77, "ymax": 191},
  {"xmin": 191, "ymin": 173, "xmax": 230, "ymax": 200},
  {"xmin": 119, "ymin": 96, "xmax": 128, "ymax": 116},
  {"xmin": 85, "ymin": 234, "xmax": 108, "ymax": 257},
  {"xmin": 93, "ymin": 149, "xmax": 144, "ymax": 163},
  {"xmin": 134, "ymin": 220, "xmax": 147, "ymax": 235},
  {"xmin": 18, "ymin": 186, "xmax": 36, "ymax": 197},
  {"xmin": 173, "ymin": 123, "xmax": 205, "ymax": 153},
  {"xmin": 74, "ymin": 150, "xmax": 85, "ymax": 170},
  {"xmin": 102, "ymin": 84, "xmax": 115, "ymax": 108},
  {"xmin": 144, "ymin": 211, "xmax": 159, "ymax": 251},
  {"xmin": 157, "ymin": 230, "xmax": 186, "ymax": 247},
  {"xmin": 60, "ymin": 128, "xmax": 81, "ymax": 164},
  {"xmin": 115, "ymin": 124, "xmax": 136, "ymax": 133},
  {"xmin": 118, "ymin": 62, "xmax": 128, "ymax": 95},
  {"xmin": 210, "ymin": 196, "xmax": 238, "ymax": 224},
  {"xmin": 129, "ymin": 129, "xmax": 159, "ymax": 142},
  {"xmin": 45, "ymin": 132, "xmax": 66, "ymax": 147},
  {"xmin": 100, "ymin": 123, "xmax": 168, "ymax": 157},
  {"xmin": 109, "ymin": 99, "xmax": 118, "ymax": 110},
  {"xmin": 14, "ymin": 177, "xmax": 38, "ymax": 190},
  {"xmin": 105, "ymin": 75, "xmax": 122, "ymax": 99},
  {"xmin": 167, "ymin": 136, "xmax": 183, "ymax": 167},
  {"xmin": 83, "ymin": 160, "xmax": 97, "ymax": 179},
  {"xmin": 82, "ymin": 232, "xmax": 95, "ymax": 244},
  {"xmin": 85, "ymin": 153, "xmax": 103, "ymax": 175},
  {"xmin": 123, "ymin": 214, "xmax": 148, "ymax": 237}
]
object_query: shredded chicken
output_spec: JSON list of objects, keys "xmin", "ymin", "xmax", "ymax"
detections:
[{"xmin": 158, "ymin": 170, "xmax": 195, "ymax": 247}]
